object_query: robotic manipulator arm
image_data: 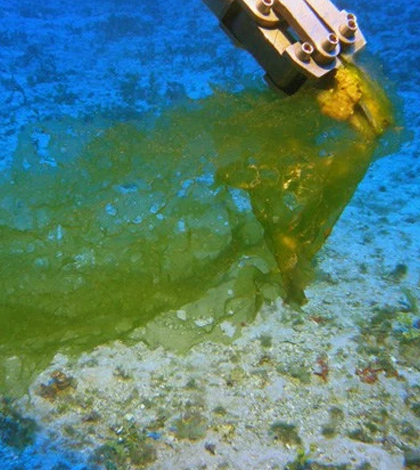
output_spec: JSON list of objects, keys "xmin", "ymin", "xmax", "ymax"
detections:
[{"xmin": 202, "ymin": 0, "xmax": 366, "ymax": 94}]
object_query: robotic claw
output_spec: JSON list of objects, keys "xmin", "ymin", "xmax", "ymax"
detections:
[{"xmin": 202, "ymin": 0, "xmax": 366, "ymax": 94}]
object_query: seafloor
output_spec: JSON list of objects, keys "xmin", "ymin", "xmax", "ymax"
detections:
[{"xmin": 1, "ymin": 0, "xmax": 420, "ymax": 469}]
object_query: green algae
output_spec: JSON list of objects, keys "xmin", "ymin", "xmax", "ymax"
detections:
[{"xmin": 0, "ymin": 68, "xmax": 395, "ymax": 394}]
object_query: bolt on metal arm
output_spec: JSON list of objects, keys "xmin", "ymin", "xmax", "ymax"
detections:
[{"xmin": 202, "ymin": 0, "xmax": 366, "ymax": 94}]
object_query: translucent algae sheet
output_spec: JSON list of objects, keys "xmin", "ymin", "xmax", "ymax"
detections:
[{"xmin": 0, "ymin": 65, "xmax": 395, "ymax": 393}]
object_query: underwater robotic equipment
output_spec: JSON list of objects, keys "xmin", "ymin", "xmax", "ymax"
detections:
[{"xmin": 202, "ymin": 0, "xmax": 366, "ymax": 94}]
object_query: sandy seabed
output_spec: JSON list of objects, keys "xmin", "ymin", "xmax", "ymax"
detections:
[{"xmin": 1, "ymin": 0, "xmax": 419, "ymax": 468}]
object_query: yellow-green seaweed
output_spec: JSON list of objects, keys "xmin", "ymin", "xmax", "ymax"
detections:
[{"xmin": 0, "ymin": 63, "xmax": 395, "ymax": 394}]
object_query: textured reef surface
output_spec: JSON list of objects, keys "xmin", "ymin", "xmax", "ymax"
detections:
[{"xmin": 0, "ymin": 65, "xmax": 395, "ymax": 394}]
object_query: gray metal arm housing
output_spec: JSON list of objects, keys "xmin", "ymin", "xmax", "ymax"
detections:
[{"xmin": 202, "ymin": 0, "xmax": 366, "ymax": 94}]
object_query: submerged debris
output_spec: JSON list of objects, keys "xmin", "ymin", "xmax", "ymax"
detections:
[
  {"xmin": 36, "ymin": 370, "xmax": 76, "ymax": 400},
  {"xmin": 313, "ymin": 355, "xmax": 329, "ymax": 382}
]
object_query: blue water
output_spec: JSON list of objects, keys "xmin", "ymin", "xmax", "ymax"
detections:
[{"xmin": 1, "ymin": 0, "xmax": 419, "ymax": 468}]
